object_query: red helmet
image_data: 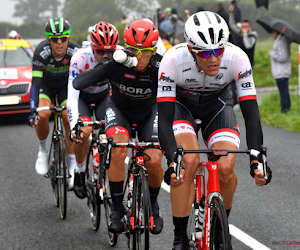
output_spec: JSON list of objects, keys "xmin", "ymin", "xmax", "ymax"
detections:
[
  {"xmin": 90, "ymin": 21, "xmax": 119, "ymax": 51},
  {"xmin": 123, "ymin": 19, "xmax": 159, "ymax": 47}
]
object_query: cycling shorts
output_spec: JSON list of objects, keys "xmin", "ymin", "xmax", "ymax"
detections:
[
  {"xmin": 78, "ymin": 90, "xmax": 108, "ymax": 122},
  {"xmin": 174, "ymin": 89, "xmax": 240, "ymax": 149},
  {"xmin": 105, "ymin": 98, "xmax": 158, "ymax": 142},
  {"xmin": 39, "ymin": 82, "xmax": 67, "ymax": 106}
]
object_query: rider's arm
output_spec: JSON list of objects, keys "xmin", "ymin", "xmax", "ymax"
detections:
[
  {"xmin": 157, "ymin": 49, "xmax": 178, "ymax": 166},
  {"xmin": 30, "ymin": 52, "xmax": 44, "ymax": 111},
  {"xmin": 73, "ymin": 56, "xmax": 116, "ymax": 90},
  {"xmin": 233, "ymin": 49, "xmax": 263, "ymax": 162}
]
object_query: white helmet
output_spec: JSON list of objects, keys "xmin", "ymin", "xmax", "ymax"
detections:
[{"xmin": 184, "ymin": 11, "xmax": 229, "ymax": 50}]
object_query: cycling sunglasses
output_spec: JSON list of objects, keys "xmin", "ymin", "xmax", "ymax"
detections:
[
  {"xmin": 95, "ymin": 49, "xmax": 115, "ymax": 56},
  {"xmin": 191, "ymin": 47, "xmax": 225, "ymax": 58},
  {"xmin": 126, "ymin": 45, "xmax": 155, "ymax": 57},
  {"xmin": 49, "ymin": 35, "xmax": 69, "ymax": 43}
]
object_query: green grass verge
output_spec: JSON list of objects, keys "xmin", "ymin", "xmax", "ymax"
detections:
[{"xmin": 258, "ymin": 90, "xmax": 300, "ymax": 133}]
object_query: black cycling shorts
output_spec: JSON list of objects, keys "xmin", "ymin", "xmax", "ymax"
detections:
[
  {"xmin": 39, "ymin": 82, "xmax": 67, "ymax": 106},
  {"xmin": 105, "ymin": 98, "xmax": 158, "ymax": 142}
]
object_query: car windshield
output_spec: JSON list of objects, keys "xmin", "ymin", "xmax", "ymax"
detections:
[{"xmin": 0, "ymin": 47, "xmax": 33, "ymax": 67}]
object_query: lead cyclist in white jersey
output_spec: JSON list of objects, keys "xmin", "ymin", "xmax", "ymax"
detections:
[
  {"xmin": 157, "ymin": 11, "xmax": 272, "ymax": 250},
  {"xmin": 67, "ymin": 21, "xmax": 120, "ymax": 199}
]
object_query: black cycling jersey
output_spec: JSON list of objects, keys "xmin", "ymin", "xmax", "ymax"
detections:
[
  {"xmin": 30, "ymin": 39, "xmax": 80, "ymax": 109},
  {"xmin": 73, "ymin": 52, "xmax": 162, "ymax": 113}
]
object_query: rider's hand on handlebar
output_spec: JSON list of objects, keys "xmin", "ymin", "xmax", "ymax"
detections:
[
  {"xmin": 69, "ymin": 126, "xmax": 83, "ymax": 144},
  {"xmin": 27, "ymin": 113, "xmax": 40, "ymax": 127},
  {"xmin": 250, "ymin": 162, "xmax": 272, "ymax": 186},
  {"xmin": 164, "ymin": 163, "xmax": 185, "ymax": 186}
]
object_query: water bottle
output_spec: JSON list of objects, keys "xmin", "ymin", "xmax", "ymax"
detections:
[
  {"xmin": 113, "ymin": 50, "xmax": 138, "ymax": 68},
  {"xmin": 194, "ymin": 196, "xmax": 205, "ymax": 239}
]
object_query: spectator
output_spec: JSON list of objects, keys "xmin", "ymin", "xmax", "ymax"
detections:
[
  {"xmin": 170, "ymin": 14, "xmax": 185, "ymax": 45},
  {"xmin": 184, "ymin": 9, "xmax": 190, "ymax": 22},
  {"xmin": 8, "ymin": 30, "xmax": 21, "ymax": 39},
  {"xmin": 268, "ymin": 31, "xmax": 292, "ymax": 113},
  {"xmin": 165, "ymin": 7, "xmax": 172, "ymax": 19},
  {"xmin": 159, "ymin": 30, "xmax": 173, "ymax": 52},
  {"xmin": 171, "ymin": 7, "xmax": 183, "ymax": 22},
  {"xmin": 217, "ymin": 3, "xmax": 234, "ymax": 43},
  {"xmin": 157, "ymin": 8, "xmax": 167, "ymax": 26},
  {"xmin": 229, "ymin": 16, "xmax": 257, "ymax": 67},
  {"xmin": 229, "ymin": 0, "xmax": 241, "ymax": 44},
  {"xmin": 197, "ymin": 6, "xmax": 205, "ymax": 12}
]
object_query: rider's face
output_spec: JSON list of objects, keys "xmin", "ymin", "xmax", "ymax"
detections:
[{"xmin": 47, "ymin": 36, "xmax": 71, "ymax": 58}]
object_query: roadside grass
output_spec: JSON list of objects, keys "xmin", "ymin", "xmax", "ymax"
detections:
[{"xmin": 258, "ymin": 90, "xmax": 300, "ymax": 133}]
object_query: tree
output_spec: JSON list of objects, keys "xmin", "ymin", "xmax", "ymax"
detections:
[{"xmin": 12, "ymin": 0, "xmax": 61, "ymax": 23}]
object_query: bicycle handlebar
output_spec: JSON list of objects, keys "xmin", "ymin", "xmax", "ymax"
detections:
[
  {"xmin": 173, "ymin": 145, "xmax": 268, "ymax": 181},
  {"xmin": 74, "ymin": 118, "xmax": 105, "ymax": 143},
  {"xmin": 31, "ymin": 106, "xmax": 66, "ymax": 128}
]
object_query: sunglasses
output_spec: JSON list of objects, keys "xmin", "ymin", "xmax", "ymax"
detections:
[
  {"xmin": 95, "ymin": 49, "xmax": 115, "ymax": 56},
  {"xmin": 49, "ymin": 36, "xmax": 69, "ymax": 43},
  {"xmin": 191, "ymin": 47, "xmax": 225, "ymax": 58},
  {"xmin": 126, "ymin": 45, "xmax": 155, "ymax": 57}
]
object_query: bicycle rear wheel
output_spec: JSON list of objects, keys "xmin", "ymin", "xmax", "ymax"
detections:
[
  {"xmin": 85, "ymin": 147, "xmax": 101, "ymax": 230},
  {"xmin": 103, "ymin": 163, "xmax": 118, "ymax": 246},
  {"xmin": 132, "ymin": 171, "xmax": 150, "ymax": 250},
  {"xmin": 57, "ymin": 136, "xmax": 67, "ymax": 219},
  {"xmin": 48, "ymin": 138, "xmax": 59, "ymax": 207},
  {"xmin": 209, "ymin": 197, "xmax": 231, "ymax": 250}
]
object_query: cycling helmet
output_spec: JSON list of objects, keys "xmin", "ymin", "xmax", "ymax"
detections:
[
  {"xmin": 8, "ymin": 30, "xmax": 21, "ymax": 39},
  {"xmin": 45, "ymin": 17, "xmax": 71, "ymax": 37},
  {"xmin": 184, "ymin": 11, "xmax": 229, "ymax": 50},
  {"xmin": 123, "ymin": 19, "xmax": 159, "ymax": 47},
  {"xmin": 90, "ymin": 21, "xmax": 119, "ymax": 50}
]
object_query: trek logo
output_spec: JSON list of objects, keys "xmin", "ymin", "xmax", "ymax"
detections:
[
  {"xmin": 185, "ymin": 79, "xmax": 198, "ymax": 83},
  {"xmin": 162, "ymin": 86, "xmax": 172, "ymax": 91},
  {"xmin": 119, "ymin": 84, "xmax": 152, "ymax": 95},
  {"xmin": 241, "ymin": 82, "xmax": 251, "ymax": 88},
  {"xmin": 214, "ymin": 73, "xmax": 223, "ymax": 81},
  {"xmin": 159, "ymin": 72, "xmax": 174, "ymax": 83},
  {"xmin": 238, "ymin": 69, "xmax": 252, "ymax": 80}
]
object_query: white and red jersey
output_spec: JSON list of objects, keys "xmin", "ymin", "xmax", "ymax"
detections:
[{"xmin": 157, "ymin": 42, "xmax": 256, "ymax": 103}]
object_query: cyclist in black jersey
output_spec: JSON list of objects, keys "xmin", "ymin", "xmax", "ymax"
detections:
[
  {"xmin": 67, "ymin": 21, "xmax": 120, "ymax": 199},
  {"xmin": 28, "ymin": 18, "xmax": 80, "ymax": 188},
  {"xmin": 73, "ymin": 19, "xmax": 164, "ymax": 235}
]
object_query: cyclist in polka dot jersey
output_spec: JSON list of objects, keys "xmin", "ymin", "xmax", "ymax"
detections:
[{"xmin": 67, "ymin": 21, "xmax": 122, "ymax": 199}]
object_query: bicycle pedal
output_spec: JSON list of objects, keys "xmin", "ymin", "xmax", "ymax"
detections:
[{"xmin": 44, "ymin": 172, "xmax": 50, "ymax": 178}]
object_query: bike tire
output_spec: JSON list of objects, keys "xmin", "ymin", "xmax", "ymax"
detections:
[
  {"xmin": 132, "ymin": 171, "xmax": 150, "ymax": 250},
  {"xmin": 49, "ymin": 138, "xmax": 59, "ymax": 207},
  {"xmin": 57, "ymin": 136, "xmax": 67, "ymax": 220},
  {"xmin": 85, "ymin": 147, "xmax": 101, "ymax": 231},
  {"xmin": 209, "ymin": 197, "xmax": 231, "ymax": 250},
  {"xmin": 103, "ymin": 160, "xmax": 118, "ymax": 246}
]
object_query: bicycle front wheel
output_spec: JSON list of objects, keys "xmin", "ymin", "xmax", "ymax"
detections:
[
  {"xmin": 103, "ymin": 162, "xmax": 118, "ymax": 246},
  {"xmin": 57, "ymin": 136, "xmax": 68, "ymax": 219},
  {"xmin": 132, "ymin": 171, "xmax": 150, "ymax": 250},
  {"xmin": 49, "ymin": 138, "xmax": 59, "ymax": 207},
  {"xmin": 209, "ymin": 197, "xmax": 231, "ymax": 250},
  {"xmin": 85, "ymin": 147, "xmax": 101, "ymax": 230}
]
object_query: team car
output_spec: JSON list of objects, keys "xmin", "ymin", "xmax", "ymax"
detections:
[{"xmin": 0, "ymin": 39, "xmax": 34, "ymax": 115}]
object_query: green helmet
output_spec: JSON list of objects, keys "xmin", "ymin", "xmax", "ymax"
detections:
[{"xmin": 45, "ymin": 17, "xmax": 71, "ymax": 37}]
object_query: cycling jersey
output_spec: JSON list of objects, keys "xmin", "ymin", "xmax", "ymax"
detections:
[
  {"xmin": 30, "ymin": 39, "xmax": 80, "ymax": 110},
  {"xmin": 73, "ymin": 52, "xmax": 162, "ymax": 113},
  {"xmin": 157, "ymin": 43, "xmax": 263, "ymax": 164}
]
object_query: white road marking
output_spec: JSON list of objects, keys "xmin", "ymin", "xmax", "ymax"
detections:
[
  {"xmin": 160, "ymin": 184, "xmax": 271, "ymax": 250},
  {"xmin": 229, "ymin": 224, "xmax": 272, "ymax": 250}
]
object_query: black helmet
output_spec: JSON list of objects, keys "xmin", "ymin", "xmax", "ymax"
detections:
[{"xmin": 45, "ymin": 17, "xmax": 71, "ymax": 37}]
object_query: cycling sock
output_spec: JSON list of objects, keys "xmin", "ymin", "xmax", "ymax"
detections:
[
  {"xmin": 149, "ymin": 186, "xmax": 160, "ymax": 205},
  {"xmin": 68, "ymin": 154, "xmax": 76, "ymax": 170},
  {"xmin": 75, "ymin": 160, "xmax": 85, "ymax": 173},
  {"xmin": 109, "ymin": 181, "xmax": 124, "ymax": 211},
  {"xmin": 38, "ymin": 138, "xmax": 47, "ymax": 152},
  {"xmin": 173, "ymin": 216, "xmax": 189, "ymax": 237},
  {"xmin": 226, "ymin": 208, "xmax": 231, "ymax": 218}
]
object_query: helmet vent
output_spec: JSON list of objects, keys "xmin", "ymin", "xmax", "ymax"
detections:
[
  {"xmin": 214, "ymin": 13, "xmax": 221, "ymax": 24},
  {"xmin": 143, "ymin": 30, "xmax": 150, "ymax": 43},
  {"xmin": 197, "ymin": 31, "xmax": 207, "ymax": 44},
  {"xmin": 193, "ymin": 15, "xmax": 200, "ymax": 26},
  {"xmin": 209, "ymin": 28, "xmax": 214, "ymax": 43},
  {"xmin": 218, "ymin": 29, "xmax": 223, "ymax": 43}
]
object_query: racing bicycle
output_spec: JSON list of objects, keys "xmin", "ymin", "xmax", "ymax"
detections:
[
  {"xmin": 173, "ymin": 145, "xmax": 268, "ymax": 250},
  {"xmin": 32, "ymin": 96, "xmax": 71, "ymax": 219}
]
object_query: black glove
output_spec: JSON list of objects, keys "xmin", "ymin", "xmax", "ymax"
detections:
[
  {"xmin": 164, "ymin": 166, "xmax": 176, "ymax": 185},
  {"xmin": 250, "ymin": 163, "xmax": 272, "ymax": 185},
  {"xmin": 69, "ymin": 126, "xmax": 82, "ymax": 144}
]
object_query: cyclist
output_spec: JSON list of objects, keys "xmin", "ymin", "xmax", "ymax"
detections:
[
  {"xmin": 73, "ymin": 19, "xmax": 164, "ymax": 235},
  {"xmin": 29, "ymin": 17, "xmax": 80, "ymax": 189},
  {"xmin": 67, "ymin": 21, "xmax": 120, "ymax": 199},
  {"xmin": 157, "ymin": 11, "xmax": 272, "ymax": 249}
]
